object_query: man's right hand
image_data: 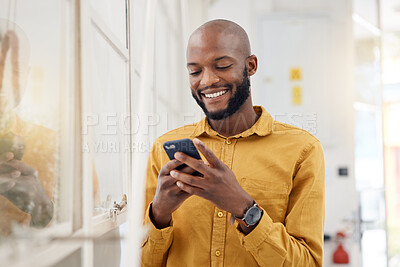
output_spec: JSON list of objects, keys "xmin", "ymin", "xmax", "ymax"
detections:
[{"xmin": 150, "ymin": 159, "xmax": 197, "ymax": 229}]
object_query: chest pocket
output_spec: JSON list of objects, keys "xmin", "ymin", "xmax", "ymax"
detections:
[{"xmin": 240, "ymin": 178, "xmax": 290, "ymax": 223}]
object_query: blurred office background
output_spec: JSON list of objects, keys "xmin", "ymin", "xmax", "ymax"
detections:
[{"xmin": 0, "ymin": 0, "xmax": 399, "ymax": 266}]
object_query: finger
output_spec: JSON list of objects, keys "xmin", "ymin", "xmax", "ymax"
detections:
[
  {"xmin": 3, "ymin": 160, "xmax": 36, "ymax": 175},
  {"xmin": 170, "ymin": 183, "xmax": 190, "ymax": 195},
  {"xmin": 0, "ymin": 164, "xmax": 16, "ymax": 174},
  {"xmin": 170, "ymin": 170, "xmax": 205, "ymax": 189},
  {"xmin": 180, "ymin": 165, "xmax": 204, "ymax": 177},
  {"xmin": 179, "ymin": 165, "xmax": 197, "ymax": 175},
  {"xmin": 174, "ymin": 152, "xmax": 211, "ymax": 176},
  {"xmin": 175, "ymin": 180, "xmax": 204, "ymax": 197},
  {"xmin": 11, "ymin": 170, "xmax": 21, "ymax": 178},
  {"xmin": 159, "ymin": 159, "xmax": 184, "ymax": 176},
  {"xmin": 193, "ymin": 138, "xmax": 221, "ymax": 168},
  {"xmin": 0, "ymin": 174, "xmax": 17, "ymax": 193},
  {"xmin": 0, "ymin": 180, "xmax": 16, "ymax": 193},
  {"xmin": 0, "ymin": 152, "xmax": 14, "ymax": 163}
]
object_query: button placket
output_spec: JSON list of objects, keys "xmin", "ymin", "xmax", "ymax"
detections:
[
  {"xmin": 211, "ymin": 207, "xmax": 226, "ymax": 265},
  {"xmin": 210, "ymin": 137, "xmax": 237, "ymax": 266}
]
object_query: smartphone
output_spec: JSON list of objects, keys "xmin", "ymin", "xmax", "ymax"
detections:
[
  {"xmin": 163, "ymin": 139, "xmax": 202, "ymax": 173},
  {"xmin": 0, "ymin": 137, "xmax": 26, "ymax": 160},
  {"xmin": 163, "ymin": 138, "xmax": 201, "ymax": 161}
]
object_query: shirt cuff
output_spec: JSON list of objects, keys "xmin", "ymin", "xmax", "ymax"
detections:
[
  {"xmin": 235, "ymin": 207, "xmax": 273, "ymax": 251},
  {"xmin": 144, "ymin": 203, "xmax": 174, "ymax": 241}
]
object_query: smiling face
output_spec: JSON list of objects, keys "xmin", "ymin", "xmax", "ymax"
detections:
[
  {"xmin": 191, "ymin": 66, "xmax": 250, "ymax": 120},
  {"xmin": 186, "ymin": 21, "xmax": 257, "ymax": 121}
]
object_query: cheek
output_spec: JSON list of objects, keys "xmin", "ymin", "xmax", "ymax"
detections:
[
  {"xmin": 219, "ymin": 71, "xmax": 241, "ymax": 85},
  {"xmin": 189, "ymin": 78, "xmax": 200, "ymax": 90}
]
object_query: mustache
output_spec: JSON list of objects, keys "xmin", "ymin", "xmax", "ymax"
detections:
[{"xmin": 197, "ymin": 84, "xmax": 233, "ymax": 94}]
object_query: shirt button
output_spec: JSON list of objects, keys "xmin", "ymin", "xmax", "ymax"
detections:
[
  {"xmin": 215, "ymin": 250, "xmax": 221, "ymax": 257},
  {"xmin": 217, "ymin": 211, "xmax": 224, "ymax": 218},
  {"xmin": 225, "ymin": 139, "xmax": 232, "ymax": 145}
]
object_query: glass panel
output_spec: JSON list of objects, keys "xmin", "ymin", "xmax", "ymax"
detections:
[
  {"xmin": 86, "ymin": 25, "xmax": 128, "ymax": 214},
  {"xmin": 90, "ymin": 0, "xmax": 127, "ymax": 47},
  {"xmin": 131, "ymin": 0, "xmax": 147, "ymax": 71},
  {"xmin": 382, "ymin": 31, "xmax": 400, "ymax": 267},
  {"xmin": 360, "ymin": 190, "xmax": 386, "ymax": 223},
  {"xmin": 353, "ymin": 26, "xmax": 381, "ymax": 105},
  {"xmin": 383, "ymin": 102, "xmax": 400, "ymax": 266},
  {"xmin": 0, "ymin": 0, "xmax": 72, "ymax": 236},
  {"xmin": 354, "ymin": 109, "xmax": 387, "ymax": 265},
  {"xmin": 353, "ymin": 0, "xmax": 379, "ymax": 27},
  {"xmin": 382, "ymin": 33, "xmax": 400, "ymax": 85},
  {"xmin": 54, "ymin": 249, "xmax": 82, "ymax": 267},
  {"xmin": 361, "ymin": 229, "xmax": 388, "ymax": 267},
  {"xmin": 354, "ymin": 110, "xmax": 384, "ymax": 190}
]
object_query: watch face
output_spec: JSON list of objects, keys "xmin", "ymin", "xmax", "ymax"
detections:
[{"xmin": 245, "ymin": 206, "xmax": 262, "ymax": 225}]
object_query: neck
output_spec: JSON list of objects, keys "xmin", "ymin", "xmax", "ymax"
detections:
[{"xmin": 207, "ymin": 101, "xmax": 259, "ymax": 137}]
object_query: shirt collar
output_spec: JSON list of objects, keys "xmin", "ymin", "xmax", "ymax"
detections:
[{"xmin": 191, "ymin": 106, "xmax": 273, "ymax": 138}]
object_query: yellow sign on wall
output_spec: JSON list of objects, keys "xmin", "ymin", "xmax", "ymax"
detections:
[
  {"xmin": 292, "ymin": 86, "xmax": 302, "ymax": 105},
  {"xmin": 290, "ymin": 67, "xmax": 302, "ymax": 81}
]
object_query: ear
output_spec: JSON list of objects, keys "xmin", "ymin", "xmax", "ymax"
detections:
[{"xmin": 246, "ymin": 55, "xmax": 258, "ymax": 76}]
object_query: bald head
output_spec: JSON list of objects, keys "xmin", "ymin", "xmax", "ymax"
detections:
[
  {"xmin": 186, "ymin": 19, "xmax": 258, "ymax": 122},
  {"xmin": 187, "ymin": 19, "xmax": 251, "ymax": 60}
]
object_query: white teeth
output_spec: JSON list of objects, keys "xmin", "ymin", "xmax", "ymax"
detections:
[{"xmin": 204, "ymin": 90, "xmax": 227, "ymax": 98}]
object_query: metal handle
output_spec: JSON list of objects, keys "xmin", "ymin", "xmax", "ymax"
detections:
[{"xmin": 109, "ymin": 194, "xmax": 127, "ymax": 222}]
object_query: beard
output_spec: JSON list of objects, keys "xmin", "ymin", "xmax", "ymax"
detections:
[{"xmin": 191, "ymin": 67, "xmax": 250, "ymax": 121}]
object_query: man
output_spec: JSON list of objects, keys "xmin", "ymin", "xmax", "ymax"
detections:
[
  {"xmin": 142, "ymin": 19, "xmax": 325, "ymax": 266},
  {"xmin": 0, "ymin": 20, "xmax": 54, "ymax": 234}
]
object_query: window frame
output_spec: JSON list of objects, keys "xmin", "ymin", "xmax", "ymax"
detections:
[{"xmin": 0, "ymin": 0, "xmax": 132, "ymax": 265}]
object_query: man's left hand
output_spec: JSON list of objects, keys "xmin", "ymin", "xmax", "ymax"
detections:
[{"xmin": 170, "ymin": 138, "xmax": 254, "ymax": 219}]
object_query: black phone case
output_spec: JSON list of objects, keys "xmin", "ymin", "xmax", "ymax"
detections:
[{"xmin": 163, "ymin": 138, "xmax": 201, "ymax": 160}]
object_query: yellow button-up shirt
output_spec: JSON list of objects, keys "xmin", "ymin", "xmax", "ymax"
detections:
[{"xmin": 142, "ymin": 106, "xmax": 325, "ymax": 267}]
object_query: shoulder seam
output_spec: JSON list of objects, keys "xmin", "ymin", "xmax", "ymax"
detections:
[
  {"xmin": 273, "ymin": 121, "xmax": 319, "ymax": 142},
  {"xmin": 295, "ymin": 140, "xmax": 321, "ymax": 171}
]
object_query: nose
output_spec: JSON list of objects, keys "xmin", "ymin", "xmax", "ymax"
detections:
[{"xmin": 199, "ymin": 68, "xmax": 220, "ymax": 88}]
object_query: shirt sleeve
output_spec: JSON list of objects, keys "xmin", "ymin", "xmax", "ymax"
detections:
[
  {"xmin": 141, "ymin": 141, "xmax": 174, "ymax": 267},
  {"xmin": 141, "ymin": 203, "xmax": 174, "ymax": 267},
  {"xmin": 235, "ymin": 140, "xmax": 325, "ymax": 267}
]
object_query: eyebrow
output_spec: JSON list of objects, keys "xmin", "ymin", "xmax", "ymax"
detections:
[
  {"xmin": 187, "ymin": 56, "xmax": 233, "ymax": 67},
  {"xmin": 214, "ymin": 56, "xmax": 232, "ymax": 61}
]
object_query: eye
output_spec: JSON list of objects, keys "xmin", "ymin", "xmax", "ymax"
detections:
[
  {"xmin": 216, "ymin": 64, "xmax": 233, "ymax": 70},
  {"xmin": 189, "ymin": 70, "xmax": 201, "ymax": 76}
]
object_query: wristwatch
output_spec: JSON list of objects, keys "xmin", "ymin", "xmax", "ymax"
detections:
[{"xmin": 235, "ymin": 201, "xmax": 263, "ymax": 227}]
